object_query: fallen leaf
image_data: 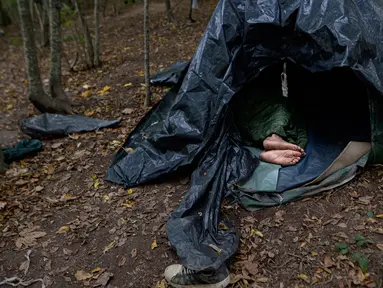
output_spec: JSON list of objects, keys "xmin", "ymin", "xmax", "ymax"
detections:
[
  {"xmin": 151, "ymin": 240, "xmax": 158, "ymax": 250},
  {"xmin": 56, "ymin": 226, "xmax": 70, "ymax": 234},
  {"xmin": 63, "ymin": 248, "xmax": 72, "ymax": 255},
  {"xmin": 124, "ymin": 83, "xmax": 132, "ymax": 87},
  {"xmin": 357, "ymin": 269, "xmax": 367, "ymax": 282},
  {"xmin": 19, "ymin": 250, "xmax": 31, "ymax": 276},
  {"xmin": 93, "ymin": 272, "xmax": 113, "ymax": 287},
  {"xmin": 81, "ymin": 89, "xmax": 91, "ymax": 97},
  {"xmin": 52, "ymin": 142, "xmax": 63, "ymax": 149},
  {"xmin": 122, "ymin": 200, "xmax": 135, "ymax": 208},
  {"xmin": 251, "ymin": 229, "xmax": 264, "ymax": 238},
  {"xmin": 376, "ymin": 214, "xmax": 383, "ymax": 218},
  {"xmin": 60, "ymin": 194, "xmax": 78, "ymax": 202},
  {"xmin": 358, "ymin": 196, "xmax": 372, "ymax": 205},
  {"xmin": 377, "ymin": 243, "xmax": 383, "ymax": 250},
  {"xmin": 324, "ymin": 255, "xmax": 335, "ymax": 268},
  {"xmin": 118, "ymin": 256, "xmax": 126, "ymax": 267},
  {"xmin": 338, "ymin": 223, "xmax": 347, "ymax": 228},
  {"xmin": 97, "ymin": 85, "xmax": 112, "ymax": 95},
  {"xmin": 35, "ymin": 185, "xmax": 44, "ymax": 192},
  {"xmin": 218, "ymin": 223, "xmax": 229, "ymax": 230},
  {"xmin": 287, "ymin": 226, "xmax": 297, "ymax": 232},
  {"xmin": 103, "ymin": 195, "xmax": 109, "ymax": 201},
  {"xmin": 75, "ymin": 270, "xmax": 92, "ymax": 281},
  {"xmin": 127, "ymin": 188, "xmax": 133, "ymax": 195},
  {"xmin": 84, "ymin": 110, "xmax": 95, "ymax": 117},
  {"xmin": 15, "ymin": 179, "xmax": 29, "ymax": 186},
  {"xmin": 154, "ymin": 279, "xmax": 167, "ymax": 288},
  {"xmin": 311, "ymin": 252, "xmax": 318, "ymax": 257},
  {"xmin": 298, "ymin": 274, "xmax": 310, "ymax": 284},
  {"xmin": 131, "ymin": 248, "xmax": 137, "ymax": 258},
  {"xmin": 122, "ymin": 107, "xmax": 134, "ymax": 114},
  {"xmin": 45, "ymin": 260, "xmax": 52, "ymax": 271},
  {"xmin": 136, "ymin": 70, "xmax": 145, "ymax": 76},
  {"xmin": 46, "ymin": 166, "xmax": 55, "ymax": 175},
  {"xmin": 0, "ymin": 201, "xmax": 6, "ymax": 210},
  {"xmin": 256, "ymin": 277, "xmax": 269, "ymax": 283},
  {"xmin": 91, "ymin": 267, "xmax": 102, "ymax": 273},
  {"xmin": 244, "ymin": 261, "xmax": 258, "ymax": 276},
  {"xmin": 312, "ymin": 275, "xmax": 319, "ymax": 284},
  {"xmin": 103, "ymin": 241, "xmax": 117, "ymax": 253},
  {"xmin": 16, "ymin": 229, "xmax": 47, "ymax": 249}
]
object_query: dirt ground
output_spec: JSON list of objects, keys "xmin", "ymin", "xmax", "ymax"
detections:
[{"xmin": 0, "ymin": 1, "xmax": 383, "ymax": 288}]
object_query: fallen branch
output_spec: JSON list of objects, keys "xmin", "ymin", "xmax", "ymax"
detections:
[{"xmin": 0, "ymin": 276, "xmax": 45, "ymax": 287}]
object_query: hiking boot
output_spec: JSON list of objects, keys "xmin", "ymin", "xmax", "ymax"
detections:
[{"xmin": 164, "ymin": 264, "xmax": 230, "ymax": 288}]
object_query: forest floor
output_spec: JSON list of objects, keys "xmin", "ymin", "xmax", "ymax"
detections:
[{"xmin": 0, "ymin": 1, "xmax": 383, "ymax": 288}]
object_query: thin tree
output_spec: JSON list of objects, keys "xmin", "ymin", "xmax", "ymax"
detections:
[
  {"xmin": 102, "ymin": 0, "xmax": 108, "ymax": 17},
  {"xmin": 17, "ymin": 0, "xmax": 71, "ymax": 113},
  {"xmin": 34, "ymin": 0, "xmax": 49, "ymax": 47},
  {"xmin": 164, "ymin": 0, "xmax": 175, "ymax": 22},
  {"xmin": 143, "ymin": 0, "xmax": 151, "ymax": 107},
  {"xmin": 188, "ymin": 0, "xmax": 195, "ymax": 22},
  {"xmin": 49, "ymin": 0, "xmax": 70, "ymax": 103},
  {"xmin": 72, "ymin": 0, "xmax": 94, "ymax": 68},
  {"xmin": 0, "ymin": 150, "xmax": 7, "ymax": 174},
  {"xmin": 0, "ymin": 0, "xmax": 11, "ymax": 26},
  {"xmin": 93, "ymin": 0, "xmax": 101, "ymax": 67}
]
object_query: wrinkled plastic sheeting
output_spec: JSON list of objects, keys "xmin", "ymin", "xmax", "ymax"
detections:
[
  {"xmin": 107, "ymin": 0, "xmax": 383, "ymax": 271},
  {"xmin": 21, "ymin": 114, "xmax": 120, "ymax": 138},
  {"xmin": 167, "ymin": 120, "xmax": 258, "ymax": 271},
  {"xmin": 150, "ymin": 62, "xmax": 190, "ymax": 87},
  {"xmin": 3, "ymin": 140, "xmax": 42, "ymax": 163}
]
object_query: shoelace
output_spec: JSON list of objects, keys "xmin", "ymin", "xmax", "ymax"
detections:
[{"xmin": 181, "ymin": 266, "xmax": 197, "ymax": 275}]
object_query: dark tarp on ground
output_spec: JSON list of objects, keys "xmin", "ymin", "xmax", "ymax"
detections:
[
  {"xmin": 20, "ymin": 114, "xmax": 120, "ymax": 139},
  {"xmin": 3, "ymin": 140, "xmax": 42, "ymax": 164},
  {"xmin": 106, "ymin": 0, "xmax": 383, "ymax": 272}
]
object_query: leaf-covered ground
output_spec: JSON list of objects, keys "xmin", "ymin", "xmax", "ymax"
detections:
[{"xmin": 0, "ymin": 1, "xmax": 383, "ymax": 287}]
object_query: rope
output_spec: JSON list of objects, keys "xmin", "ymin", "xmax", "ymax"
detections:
[{"xmin": 281, "ymin": 62, "xmax": 288, "ymax": 98}]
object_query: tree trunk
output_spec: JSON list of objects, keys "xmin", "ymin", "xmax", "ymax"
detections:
[
  {"xmin": 0, "ymin": 150, "xmax": 7, "ymax": 174},
  {"xmin": 0, "ymin": 0, "xmax": 11, "ymax": 26},
  {"xmin": 93, "ymin": 0, "xmax": 100, "ymax": 67},
  {"xmin": 72, "ymin": 0, "xmax": 94, "ymax": 68},
  {"xmin": 42, "ymin": 0, "xmax": 50, "ymax": 46},
  {"xmin": 49, "ymin": 0, "xmax": 69, "ymax": 103},
  {"xmin": 188, "ymin": 0, "xmax": 195, "ymax": 22},
  {"xmin": 34, "ymin": 0, "xmax": 50, "ymax": 47},
  {"xmin": 143, "ymin": 0, "xmax": 151, "ymax": 107},
  {"xmin": 18, "ymin": 0, "xmax": 71, "ymax": 113},
  {"xmin": 102, "ymin": 0, "xmax": 108, "ymax": 17},
  {"xmin": 164, "ymin": 0, "xmax": 175, "ymax": 22}
]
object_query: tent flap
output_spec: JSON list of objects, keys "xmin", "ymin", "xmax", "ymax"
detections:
[{"xmin": 106, "ymin": 0, "xmax": 383, "ymax": 271}]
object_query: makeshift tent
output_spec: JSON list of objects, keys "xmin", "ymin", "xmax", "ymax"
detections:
[{"xmin": 106, "ymin": 0, "xmax": 383, "ymax": 272}]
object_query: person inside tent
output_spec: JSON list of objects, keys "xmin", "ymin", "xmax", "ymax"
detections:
[{"xmin": 234, "ymin": 63, "xmax": 308, "ymax": 165}]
